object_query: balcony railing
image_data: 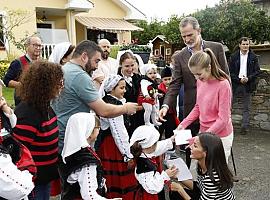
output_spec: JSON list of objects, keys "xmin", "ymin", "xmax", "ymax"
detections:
[{"xmin": 41, "ymin": 44, "xmax": 55, "ymax": 59}]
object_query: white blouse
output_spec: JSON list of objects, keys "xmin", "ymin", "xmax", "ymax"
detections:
[
  {"xmin": 100, "ymin": 114, "xmax": 133, "ymax": 162},
  {"xmin": 135, "ymin": 139, "xmax": 173, "ymax": 194},
  {"xmin": 67, "ymin": 165, "xmax": 111, "ymax": 200},
  {"xmin": 0, "ymin": 152, "xmax": 34, "ymax": 199}
]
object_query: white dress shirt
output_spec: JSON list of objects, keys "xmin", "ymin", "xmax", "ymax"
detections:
[
  {"xmin": 239, "ymin": 51, "xmax": 248, "ymax": 78},
  {"xmin": 92, "ymin": 57, "xmax": 118, "ymax": 80}
]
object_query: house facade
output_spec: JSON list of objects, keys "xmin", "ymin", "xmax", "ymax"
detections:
[
  {"xmin": 0, "ymin": 0, "xmax": 145, "ymax": 59},
  {"xmin": 150, "ymin": 35, "xmax": 173, "ymax": 65}
]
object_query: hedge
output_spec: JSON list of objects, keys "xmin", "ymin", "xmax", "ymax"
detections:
[{"xmin": 0, "ymin": 61, "xmax": 10, "ymax": 80}]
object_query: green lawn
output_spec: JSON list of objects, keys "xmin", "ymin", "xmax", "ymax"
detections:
[{"xmin": 2, "ymin": 87, "xmax": 14, "ymax": 108}]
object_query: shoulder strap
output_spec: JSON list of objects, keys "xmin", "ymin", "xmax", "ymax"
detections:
[{"xmin": 18, "ymin": 55, "xmax": 30, "ymax": 71}]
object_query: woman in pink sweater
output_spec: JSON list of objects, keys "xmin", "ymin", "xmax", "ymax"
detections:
[{"xmin": 178, "ymin": 48, "xmax": 233, "ymax": 162}]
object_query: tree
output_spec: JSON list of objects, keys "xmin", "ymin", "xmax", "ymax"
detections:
[
  {"xmin": 193, "ymin": 0, "xmax": 270, "ymax": 52},
  {"xmin": 132, "ymin": 19, "xmax": 165, "ymax": 45},
  {"xmin": 0, "ymin": 8, "xmax": 33, "ymax": 56},
  {"xmin": 162, "ymin": 15, "xmax": 185, "ymax": 50}
]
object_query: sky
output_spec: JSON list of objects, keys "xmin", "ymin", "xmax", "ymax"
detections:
[{"xmin": 127, "ymin": 0, "xmax": 221, "ymax": 21}]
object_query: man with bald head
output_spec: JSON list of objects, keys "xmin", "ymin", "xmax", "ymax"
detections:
[
  {"xmin": 4, "ymin": 35, "xmax": 42, "ymax": 105},
  {"xmin": 92, "ymin": 39, "xmax": 118, "ymax": 88}
]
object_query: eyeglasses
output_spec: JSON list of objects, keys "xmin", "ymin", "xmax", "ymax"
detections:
[{"xmin": 31, "ymin": 44, "xmax": 42, "ymax": 49}]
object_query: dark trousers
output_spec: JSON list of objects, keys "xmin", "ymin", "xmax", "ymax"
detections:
[
  {"xmin": 185, "ymin": 123, "xmax": 200, "ymax": 168},
  {"xmin": 233, "ymin": 84, "xmax": 252, "ymax": 128}
]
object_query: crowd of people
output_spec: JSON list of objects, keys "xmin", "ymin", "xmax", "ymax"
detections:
[{"xmin": 0, "ymin": 16, "xmax": 261, "ymax": 200}]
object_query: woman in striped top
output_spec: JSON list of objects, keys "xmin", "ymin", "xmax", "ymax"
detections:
[
  {"xmin": 170, "ymin": 133, "xmax": 235, "ymax": 200},
  {"xmin": 13, "ymin": 60, "xmax": 64, "ymax": 200}
]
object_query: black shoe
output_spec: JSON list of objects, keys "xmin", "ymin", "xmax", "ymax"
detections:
[{"xmin": 240, "ymin": 127, "xmax": 249, "ymax": 135}]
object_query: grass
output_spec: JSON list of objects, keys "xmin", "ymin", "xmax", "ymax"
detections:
[{"xmin": 2, "ymin": 87, "xmax": 14, "ymax": 108}]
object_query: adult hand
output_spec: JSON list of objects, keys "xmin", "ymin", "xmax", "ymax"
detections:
[
  {"xmin": 124, "ymin": 102, "xmax": 139, "ymax": 115},
  {"xmin": 159, "ymin": 106, "xmax": 168, "ymax": 122},
  {"xmin": 165, "ymin": 165, "xmax": 178, "ymax": 178},
  {"xmin": 176, "ymin": 124, "xmax": 184, "ymax": 130},
  {"xmin": 170, "ymin": 182, "xmax": 182, "ymax": 192}
]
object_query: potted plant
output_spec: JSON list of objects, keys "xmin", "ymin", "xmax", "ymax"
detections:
[{"xmin": 119, "ymin": 44, "xmax": 151, "ymax": 64}]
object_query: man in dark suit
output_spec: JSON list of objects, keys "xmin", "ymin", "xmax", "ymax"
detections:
[
  {"xmin": 229, "ymin": 37, "xmax": 260, "ymax": 135},
  {"xmin": 159, "ymin": 16, "xmax": 229, "ymax": 167}
]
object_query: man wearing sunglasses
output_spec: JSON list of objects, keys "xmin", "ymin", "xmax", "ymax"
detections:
[{"xmin": 3, "ymin": 35, "xmax": 42, "ymax": 105}]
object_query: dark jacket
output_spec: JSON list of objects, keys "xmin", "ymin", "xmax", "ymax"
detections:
[{"xmin": 229, "ymin": 50, "xmax": 260, "ymax": 93}]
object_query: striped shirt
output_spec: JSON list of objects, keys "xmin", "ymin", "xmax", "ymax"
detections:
[
  {"xmin": 196, "ymin": 171, "xmax": 235, "ymax": 200},
  {"xmin": 13, "ymin": 102, "xmax": 59, "ymax": 184}
]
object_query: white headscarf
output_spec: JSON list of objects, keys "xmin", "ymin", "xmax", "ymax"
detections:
[
  {"xmin": 140, "ymin": 63, "xmax": 157, "ymax": 75},
  {"xmin": 62, "ymin": 112, "xmax": 96, "ymax": 163},
  {"xmin": 130, "ymin": 125, "xmax": 160, "ymax": 149},
  {"xmin": 48, "ymin": 42, "xmax": 71, "ymax": 64},
  {"xmin": 99, "ymin": 74, "xmax": 123, "ymax": 98}
]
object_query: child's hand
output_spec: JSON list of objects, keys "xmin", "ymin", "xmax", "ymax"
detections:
[
  {"xmin": 170, "ymin": 135, "xmax": 176, "ymax": 143},
  {"xmin": 144, "ymin": 95, "xmax": 151, "ymax": 100},
  {"xmin": 166, "ymin": 165, "xmax": 178, "ymax": 178},
  {"xmin": 112, "ymin": 198, "xmax": 122, "ymax": 200},
  {"xmin": 127, "ymin": 159, "xmax": 135, "ymax": 169},
  {"xmin": 0, "ymin": 97, "xmax": 10, "ymax": 114}
]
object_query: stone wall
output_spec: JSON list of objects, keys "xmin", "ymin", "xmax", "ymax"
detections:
[{"xmin": 232, "ymin": 70, "xmax": 270, "ymax": 132}]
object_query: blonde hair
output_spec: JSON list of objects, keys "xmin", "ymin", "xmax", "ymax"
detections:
[{"xmin": 188, "ymin": 48, "xmax": 230, "ymax": 81}]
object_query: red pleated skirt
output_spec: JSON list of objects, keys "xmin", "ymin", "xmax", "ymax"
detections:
[
  {"xmin": 96, "ymin": 135, "xmax": 138, "ymax": 200},
  {"xmin": 134, "ymin": 187, "xmax": 159, "ymax": 200}
]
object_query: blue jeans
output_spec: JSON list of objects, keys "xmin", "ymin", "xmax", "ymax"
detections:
[{"xmin": 28, "ymin": 183, "xmax": 51, "ymax": 200}]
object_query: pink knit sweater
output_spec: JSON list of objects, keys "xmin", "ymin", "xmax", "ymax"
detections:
[{"xmin": 181, "ymin": 78, "xmax": 233, "ymax": 138}]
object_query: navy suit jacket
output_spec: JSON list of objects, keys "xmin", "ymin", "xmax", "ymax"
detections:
[{"xmin": 229, "ymin": 50, "xmax": 260, "ymax": 92}]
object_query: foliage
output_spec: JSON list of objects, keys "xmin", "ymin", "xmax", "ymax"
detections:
[
  {"xmin": 0, "ymin": 60, "xmax": 9, "ymax": 80},
  {"xmin": 120, "ymin": 44, "xmax": 151, "ymax": 53},
  {"xmin": 193, "ymin": 0, "xmax": 270, "ymax": 52},
  {"xmin": 132, "ymin": 19, "xmax": 165, "ymax": 44},
  {"xmin": 162, "ymin": 15, "xmax": 183, "ymax": 47},
  {"xmin": 110, "ymin": 45, "xmax": 120, "ymax": 59},
  {"xmin": 2, "ymin": 87, "xmax": 14, "ymax": 108},
  {"xmin": 132, "ymin": 0, "xmax": 270, "ymax": 53},
  {"xmin": 0, "ymin": 8, "xmax": 34, "ymax": 55}
]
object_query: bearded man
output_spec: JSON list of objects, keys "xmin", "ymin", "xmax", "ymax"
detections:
[{"xmin": 92, "ymin": 39, "xmax": 118, "ymax": 88}]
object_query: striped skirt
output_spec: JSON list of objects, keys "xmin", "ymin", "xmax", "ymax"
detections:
[{"xmin": 96, "ymin": 134, "xmax": 138, "ymax": 200}]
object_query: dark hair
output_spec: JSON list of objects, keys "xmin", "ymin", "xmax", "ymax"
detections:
[
  {"xmin": 130, "ymin": 141, "xmax": 143, "ymax": 159},
  {"xmin": 72, "ymin": 40, "xmax": 102, "ymax": 59},
  {"xmin": 188, "ymin": 48, "xmax": 230, "ymax": 82},
  {"xmin": 18, "ymin": 60, "xmax": 63, "ymax": 116},
  {"xmin": 239, "ymin": 37, "xmax": 250, "ymax": 45},
  {"xmin": 60, "ymin": 45, "xmax": 75, "ymax": 65},
  {"xmin": 198, "ymin": 132, "xmax": 234, "ymax": 190}
]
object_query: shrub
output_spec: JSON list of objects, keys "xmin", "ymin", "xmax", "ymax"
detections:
[{"xmin": 0, "ymin": 61, "xmax": 10, "ymax": 80}]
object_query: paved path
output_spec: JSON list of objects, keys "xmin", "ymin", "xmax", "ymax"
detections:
[{"xmin": 232, "ymin": 129, "xmax": 270, "ymax": 200}]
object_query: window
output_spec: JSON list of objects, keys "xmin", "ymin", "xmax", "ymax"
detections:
[
  {"xmin": 154, "ymin": 49, "xmax": 159, "ymax": 55},
  {"xmin": 166, "ymin": 48, "xmax": 171, "ymax": 55}
]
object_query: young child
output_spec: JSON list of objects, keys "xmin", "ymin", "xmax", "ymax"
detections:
[
  {"xmin": 158, "ymin": 67, "xmax": 180, "ymax": 156},
  {"xmin": 138, "ymin": 64, "xmax": 162, "ymax": 126},
  {"xmin": 59, "ymin": 112, "xmax": 121, "ymax": 200},
  {"xmin": 130, "ymin": 125, "xmax": 178, "ymax": 200},
  {"xmin": 95, "ymin": 74, "xmax": 137, "ymax": 200}
]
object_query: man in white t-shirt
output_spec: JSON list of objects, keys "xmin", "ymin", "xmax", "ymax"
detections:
[{"xmin": 92, "ymin": 39, "xmax": 118, "ymax": 88}]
